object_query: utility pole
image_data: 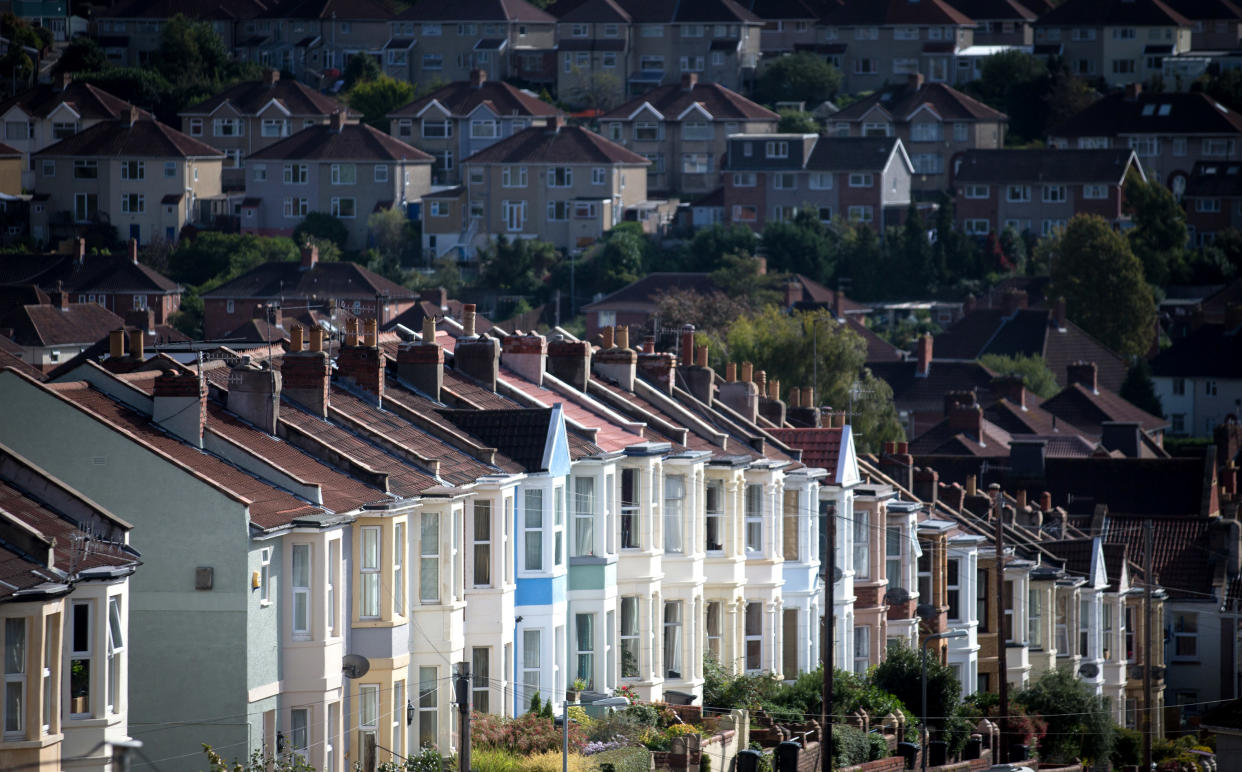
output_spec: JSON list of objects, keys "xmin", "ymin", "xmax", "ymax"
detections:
[
  {"xmin": 456, "ymin": 661, "xmax": 472, "ymax": 772},
  {"xmin": 1143, "ymin": 519, "xmax": 1154, "ymax": 772},
  {"xmin": 822, "ymin": 504, "xmax": 834, "ymax": 772},
  {"xmin": 991, "ymin": 484, "xmax": 1009, "ymax": 765}
]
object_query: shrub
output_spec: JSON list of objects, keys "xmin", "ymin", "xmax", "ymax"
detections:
[
  {"xmin": 587, "ymin": 746, "xmax": 650, "ymax": 772},
  {"xmin": 583, "ymin": 740, "xmax": 626, "ymax": 756},
  {"xmin": 666, "ymin": 724, "xmax": 699, "ymax": 739},
  {"xmin": 866, "ymin": 733, "xmax": 889, "ymax": 761},
  {"xmin": 830, "ymin": 725, "xmax": 872, "ymax": 767},
  {"xmin": 474, "ymin": 712, "xmax": 586, "ymax": 754},
  {"xmin": 1111, "ymin": 727, "xmax": 1142, "ymax": 768},
  {"xmin": 586, "ymin": 711, "xmax": 648, "ymax": 744},
  {"xmin": 516, "ymin": 751, "xmax": 586, "ymax": 772},
  {"xmin": 474, "ymin": 748, "xmax": 522, "ymax": 772},
  {"xmin": 622, "ymin": 704, "xmax": 660, "ymax": 727}
]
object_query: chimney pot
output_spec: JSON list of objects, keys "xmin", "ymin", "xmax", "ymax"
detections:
[
  {"xmin": 290, "ymin": 324, "xmax": 304, "ymax": 352},
  {"xmin": 345, "ymin": 317, "xmax": 359, "ymax": 347},
  {"xmin": 130, "ymin": 329, "xmax": 144, "ymax": 360},
  {"xmin": 301, "ymin": 242, "xmax": 319, "ymax": 270},
  {"xmin": 696, "ymin": 345, "xmax": 708, "ymax": 368},
  {"xmin": 309, "ymin": 326, "xmax": 324, "ymax": 353},
  {"xmin": 364, "ymin": 318, "xmax": 378, "ymax": 347},
  {"xmin": 109, "ymin": 329, "xmax": 125, "ymax": 359},
  {"xmin": 741, "ymin": 361, "xmax": 753, "ymax": 383},
  {"xmin": 601, "ymin": 326, "xmax": 614, "ymax": 349},
  {"xmin": 726, "ymin": 362, "xmax": 737, "ymax": 382},
  {"xmin": 916, "ymin": 333, "xmax": 933, "ymax": 377},
  {"xmin": 423, "ymin": 314, "xmax": 436, "ymax": 343},
  {"xmin": 680, "ymin": 325, "xmax": 695, "ymax": 366},
  {"xmin": 463, "ymin": 303, "xmax": 477, "ymax": 338},
  {"xmin": 769, "ymin": 378, "xmax": 780, "ymax": 400},
  {"xmin": 615, "ymin": 325, "xmax": 629, "ymax": 350},
  {"xmin": 642, "ymin": 336, "xmax": 655, "ymax": 354}
]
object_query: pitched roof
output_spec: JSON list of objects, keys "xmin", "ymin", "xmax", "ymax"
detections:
[
  {"xmin": 806, "ymin": 136, "xmax": 907, "ymax": 172},
  {"xmin": 98, "ymin": 0, "xmax": 268, "ymax": 19},
  {"xmin": 389, "ymin": 79, "xmax": 557, "ymax": 119},
  {"xmin": 766, "ymin": 427, "xmax": 845, "ymax": 482},
  {"xmin": 869, "ymin": 359, "xmax": 997, "ymax": 415},
  {"xmin": 0, "ymin": 348, "xmax": 46, "ymax": 380},
  {"xmin": 581, "ymin": 272, "xmax": 721, "ymax": 311},
  {"xmin": 952, "ymin": 148, "xmax": 1138, "ymax": 184},
  {"xmin": 1050, "ymin": 92, "xmax": 1242, "ymax": 139},
  {"xmin": 265, "ymin": 0, "xmax": 396, "ymax": 19},
  {"xmin": 1165, "ymin": 0, "xmax": 1242, "ymax": 21},
  {"xmin": 849, "ymin": 317, "xmax": 907, "ymax": 363},
  {"xmin": 562, "ymin": 0, "xmax": 760, "ymax": 23},
  {"xmin": 1151, "ymin": 322, "xmax": 1242, "ymax": 378},
  {"xmin": 945, "ymin": 0, "xmax": 1039, "ymax": 22},
  {"xmin": 1103, "ymin": 516, "xmax": 1214, "ymax": 600},
  {"xmin": 740, "ymin": 0, "xmax": 823, "ymax": 20},
  {"xmin": 1039, "ymin": 383, "xmax": 1168, "ymax": 436},
  {"xmin": 0, "ymin": 81, "xmax": 147, "ymax": 122},
  {"xmin": 396, "ymin": 0, "xmax": 555, "ymax": 22},
  {"xmin": 1035, "ymin": 0, "xmax": 1192, "ymax": 26},
  {"xmin": 35, "ymin": 117, "xmax": 224, "ymax": 159},
  {"xmin": 202, "ymin": 260, "xmax": 416, "ymax": 301},
  {"xmin": 248, "ymin": 122, "xmax": 433, "ymax": 162},
  {"xmin": 833, "ymin": 81, "xmax": 1008, "ymax": 123},
  {"xmin": 1184, "ymin": 160, "xmax": 1242, "ymax": 198},
  {"xmin": 496, "ymin": 365, "xmax": 644, "ymax": 453},
  {"xmin": 822, "ymin": 0, "xmax": 975, "ymax": 26},
  {"xmin": 0, "ymin": 303, "xmax": 124, "ymax": 347},
  {"xmin": 600, "ymin": 81, "xmax": 778, "ymax": 122},
  {"xmin": 67, "ymin": 256, "xmax": 180, "ymax": 294},
  {"xmin": 556, "ymin": 0, "xmax": 633, "ymax": 22},
  {"xmin": 437, "ymin": 407, "xmax": 556, "ymax": 471},
  {"xmin": 462, "ymin": 124, "xmax": 649, "ymax": 165},
  {"xmin": 182, "ymin": 77, "xmax": 349, "ymax": 117}
]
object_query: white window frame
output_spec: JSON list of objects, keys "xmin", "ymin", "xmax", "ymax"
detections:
[
  {"xmin": 292, "ymin": 544, "xmax": 312, "ymax": 639},
  {"xmin": 420, "ymin": 512, "xmax": 440, "ymax": 604}
]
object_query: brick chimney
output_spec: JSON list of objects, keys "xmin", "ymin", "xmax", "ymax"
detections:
[
  {"xmin": 125, "ymin": 104, "xmax": 140, "ymax": 128},
  {"xmin": 1125, "ymin": 82, "xmax": 1142, "ymax": 99},
  {"xmin": 50, "ymin": 281, "xmax": 69, "ymax": 310},
  {"xmin": 282, "ymin": 328, "xmax": 331, "ymax": 417},
  {"xmin": 128, "ymin": 238, "xmax": 139, "ymax": 264},
  {"xmin": 683, "ymin": 345, "xmax": 714, "ymax": 406},
  {"xmin": 547, "ymin": 338, "xmax": 591, "ymax": 391},
  {"xmin": 783, "ymin": 280, "xmax": 801, "ymax": 309},
  {"xmin": 991, "ymin": 374, "xmax": 1025, "ymax": 409},
  {"xmin": 502, "ymin": 332, "xmax": 547, "ymax": 386},
  {"xmin": 681, "ymin": 72, "xmax": 698, "ymax": 91},
  {"xmin": 1101, "ymin": 421, "xmax": 1142, "ymax": 458},
  {"xmin": 301, "ymin": 242, "xmax": 319, "ymax": 270},
  {"xmin": 948, "ymin": 401, "xmax": 983, "ymax": 440},
  {"xmin": 264, "ymin": 68, "xmax": 280, "ymax": 86},
  {"xmin": 637, "ymin": 349, "xmax": 676, "ymax": 396},
  {"xmin": 330, "ymin": 109, "xmax": 346, "ymax": 133},
  {"xmin": 396, "ymin": 316, "xmax": 443, "ymax": 401},
  {"xmin": 1002, "ymin": 288, "xmax": 1028, "ymax": 317},
  {"xmin": 787, "ymin": 387, "xmax": 821, "ymax": 427},
  {"xmin": 338, "ymin": 318, "xmax": 385, "ymax": 403},
  {"xmin": 1066, "ymin": 361, "xmax": 1097, "ymax": 393},
  {"xmin": 470, "ymin": 69, "xmax": 487, "ymax": 88},
  {"xmin": 758, "ymin": 377, "xmax": 785, "ymax": 425},
  {"xmin": 719, "ymin": 362, "xmax": 759, "ymax": 423},
  {"xmin": 227, "ymin": 360, "xmax": 282, "ymax": 434},
  {"xmin": 915, "ymin": 333, "xmax": 932, "ymax": 377},
  {"xmin": 419, "ymin": 287, "xmax": 448, "ymax": 309},
  {"xmin": 57, "ymin": 72, "xmax": 72, "ymax": 91},
  {"xmin": 907, "ymin": 72, "xmax": 924, "ymax": 92},
  {"xmin": 914, "ymin": 467, "xmax": 939, "ymax": 510},
  {"xmin": 1009, "ymin": 439, "xmax": 1047, "ymax": 480},
  {"xmin": 880, "ymin": 441, "xmax": 913, "ymax": 491},
  {"xmin": 76, "ymin": 237, "xmax": 87, "ymax": 265},
  {"xmin": 943, "ymin": 389, "xmax": 975, "ymax": 417},
  {"xmin": 153, "ymin": 369, "xmax": 206, "ymax": 448},
  {"xmin": 1054, "ymin": 296, "xmax": 1067, "ymax": 331},
  {"xmin": 594, "ymin": 325, "xmax": 636, "ymax": 391}
]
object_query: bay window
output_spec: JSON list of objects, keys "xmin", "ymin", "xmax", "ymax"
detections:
[
  {"xmin": 575, "ymin": 614, "xmax": 594, "ymax": 687},
  {"xmin": 744, "ymin": 602, "xmax": 762, "ymax": 672},
  {"xmin": 663, "ymin": 602, "xmax": 682, "ymax": 679},
  {"xmin": 573, "ymin": 477, "xmax": 594, "ymax": 557},
  {"xmin": 393, "ymin": 523, "xmax": 405, "ymax": 616},
  {"xmin": 524, "ymin": 489, "xmax": 544, "ymax": 571},
  {"xmin": 473, "ymin": 500, "xmax": 491, "ymax": 586},
  {"xmin": 70, "ymin": 603, "xmax": 90, "ymax": 716},
  {"xmin": 745, "ymin": 484, "xmax": 762, "ymax": 553},
  {"xmin": 360, "ymin": 528, "xmax": 380, "ymax": 618},
  {"xmin": 522, "ymin": 630, "xmax": 541, "ymax": 702},
  {"xmin": 706, "ymin": 602, "xmax": 722, "ymax": 660},
  {"xmin": 664, "ymin": 475, "xmax": 685, "ymax": 553},
  {"xmin": 620, "ymin": 469, "xmax": 639, "ymax": 549},
  {"xmin": 106, "ymin": 598, "xmax": 123, "ymax": 713},
  {"xmin": 705, "ymin": 480, "xmax": 724, "ymax": 551},
  {"xmin": 853, "ymin": 508, "xmax": 869, "ymax": 577},
  {"xmin": 472, "ymin": 647, "xmax": 490, "ymax": 713},
  {"xmin": 420, "ymin": 513, "xmax": 440, "ymax": 604},
  {"xmin": 4, "ymin": 618, "xmax": 24, "ymax": 734},
  {"xmin": 293, "ymin": 544, "xmax": 312, "ymax": 637},
  {"xmin": 620, "ymin": 597, "xmax": 639, "ymax": 677},
  {"xmin": 418, "ymin": 667, "xmax": 437, "ymax": 746}
]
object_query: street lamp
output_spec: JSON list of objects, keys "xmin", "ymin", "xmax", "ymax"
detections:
[{"xmin": 921, "ymin": 629, "xmax": 968, "ymax": 772}]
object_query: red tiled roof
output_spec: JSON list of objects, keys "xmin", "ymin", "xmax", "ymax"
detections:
[
  {"xmin": 1, "ymin": 303, "xmax": 125, "ymax": 347},
  {"xmin": 823, "ymin": 0, "xmax": 974, "ymax": 26},
  {"xmin": 1103, "ymin": 517, "xmax": 1215, "ymax": 600},
  {"xmin": 182, "ymin": 77, "xmax": 351, "ymax": 117},
  {"xmin": 48, "ymin": 382, "xmax": 324, "ymax": 530},
  {"xmin": 35, "ymin": 117, "xmax": 225, "ymax": 159},
  {"xmin": 0, "ymin": 349, "xmax": 46, "ymax": 380},
  {"xmin": 767, "ymin": 427, "xmax": 844, "ymax": 482},
  {"xmin": 833, "ymin": 81, "xmax": 1007, "ymax": 123},
  {"xmin": 249, "ymin": 122, "xmax": 434, "ymax": 162},
  {"xmin": 463, "ymin": 125, "xmax": 649, "ymax": 165},
  {"xmin": 397, "ymin": 0, "xmax": 555, "ymax": 22},
  {"xmin": 390, "ymin": 78, "xmax": 557, "ymax": 119},
  {"xmin": 0, "ymin": 81, "xmax": 148, "ymax": 122},
  {"xmin": 601, "ymin": 81, "xmax": 778, "ymax": 122},
  {"xmin": 498, "ymin": 365, "xmax": 644, "ymax": 453}
]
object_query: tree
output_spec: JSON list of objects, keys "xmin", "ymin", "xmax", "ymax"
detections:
[
  {"xmin": 153, "ymin": 14, "xmax": 257, "ymax": 93},
  {"xmin": 776, "ymin": 109, "xmax": 818, "ymax": 133},
  {"xmin": 368, "ymin": 207, "xmax": 417, "ymax": 267},
  {"xmin": 586, "ymin": 224, "xmax": 645, "ymax": 294},
  {"xmin": 685, "ymin": 223, "xmax": 759, "ymax": 271},
  {"xmin": 757, "ymin": 211, "xmax": 836, "ymax": 282},
  {"xmin": 871, "ymin": 642, "xmax": 968, "ymax": 754},
  {"xmin": 1048, "ymin": 214, "xmax": 1157, "ymax": 358},
  {"xmin": 1124, "ymin": 174, "xmax": 1188, "ymax": 286},
  {"xmin": 293, "ymin": 212, "xmax": 350, "ymax": 252},
  {"xmin": 753, "ymin": 52, "xmax": 842, "ymax": 107},
  {"xmin": 343, "ymin": 52, "xmax": 381, "ymax": 90},
  {"xmin": 1120, "ymin": 358, "xmax": 1164, "ymax": 417},
  {"xmin": 967, "ymin": 51, "xmax": 1049, "ymax": 144},
  {"xmin": 348, "ymin": 75, "xmax": 416, "ymax": 129},
  {"xmin": 167, "ymin": 232, "xmax": 300, "ymax": 288},
  {"xmin": 479, "ymin": 236, "xmax": 562, "ymax": 299},
  {"xmin": 710, "ymin": 253, "xmax": 781, "ymax": 308},
  {"xmin": 725, "ymin": 307, "xmax": 904, "ymax": 452},
  {"xmin": 979, "ymin": 353, "xmax": 1060, "ymax": 398},
  {"xmin": 563, "ymin": 65, "xmax": 622, "ymax": 113},
  {"xmin": 53, "ymin": 37, "xmax": 107, "ymax": 76},
  {"xmin": 1016, "ymin": 668, "xmax": 1114, "ymax": 763}
]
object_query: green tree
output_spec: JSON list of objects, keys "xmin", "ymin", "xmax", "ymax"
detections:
[
  {"xmin": 871, "ymin": 642, "xmax": 968, "ymax": 754},
  {"xmin": 343, "ymin": 52, "xmax": 381, "ymax": 90},
  {"xmin": 368, "ymin": 207, "xmax": 417, "ymax": 267},
  {"xmin": 53, "ymin": 37, "xmax": 107, "ymax": 76},
  {"xmin": 563, "ymin": 65, "xmax": 622, "ymax": 113},
  {"xmin": 757, "ymin": 210, "xmax": 836, "ymax": 282},
  {"xmin": 725, "ymin": 307, "xmax": 904, "ymax": 451},
  {"xmin": 1120, "ymin": 358, "xmax": 1164, "ymax": 417},
  {"xmin": 685, "ymin": 223, "xmax": 759, "ymax": 271},
  {"xmin": 710, "ymin": 253, "xmax": 781, "ymax": 308},
  {"xmin": 1124, "ymin": 174, "xmax": 1188, "ymax": 286},
  {"xmin": 167, "ymin": 232, "xmax": 300, "ymax": 288},
  {"xmin": 967, "ymin": 50, "xmax": 1049, "ymax": 144},
  {"xmin": 1016, "ymin": 668, "xmax": 1115, "ymax": 763},
  {"xmin": 293, "ymin": 212, "xmax": 350, "ymax": 251},
  {"xmin": 348, "ymin": 75, "xmax": 416, "ymax": 128},
  {"xmin": 753, "ymin": 52, "xmax": 842, "ymax": 107},
  {"xmin": 153, "ymin": 14, "xmax": 258, "ymax": 94},
  {"xmin": 1048, "ymin": 214, "xmax": 1157, "ymax": 357},
  {"xmin": 776, "ymin": 109, "xmax": 818, "ymax": 133},
  {"xmin": 586, "ymin": 224, "xmax": 645, "ymax": 294},
  {"xmin": 479, "ymin": 236, "xmax": 562, "ymax": 299},
  {"xmin": 979, "ymin": 353, "xmax": 1060, "ymax": 399}
]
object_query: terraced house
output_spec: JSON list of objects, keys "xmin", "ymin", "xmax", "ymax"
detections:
[{"xmin": 1032, "ymin": 0, "xmax": 1193, "ymax": 86}]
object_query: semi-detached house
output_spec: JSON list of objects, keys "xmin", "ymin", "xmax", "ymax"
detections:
[{"xmin": 1032, "ymin": 0, "xmax": 1192, "ymax": 85}]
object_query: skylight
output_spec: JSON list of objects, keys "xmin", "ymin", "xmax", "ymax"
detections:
[{"xmin": 1158, "ymin": 104, "xmax": 1172, "ymax": 116}]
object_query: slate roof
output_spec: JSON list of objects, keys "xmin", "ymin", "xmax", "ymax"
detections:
[
  {"xmin": 1043, "ymin": 538, "xmax": 1095, "ymax": 580},
  {"xmin": 68, "ymin": 256, "xmax": 180, "ymax": 294},
  {"xmin": 953, "ymin": 148, "xmax": 1138, "ymax": 184},
  {"xmin": 462, "ymin": 124, "xmax": 649, "ymax": 165},
  {"xmin": 806, "ymin": 136, "xmax": 907, "ymax": 172},
  {"xmin": 437, "ymin": 407, "xmax": 556, "ymax": 471},
  {"xmin": 1035, "ymin": 0, "xmax": 1192, "ymax": 26},
  {"xmin": 600, "ymin": 81, "xmax": 778, "ymax": 122},
  {"xmin": 766, "ymin": 427, "xmax": 844, "ymax": 482},
  {"xmin": 35, "ymin": 117, "xmax": 224, "ymax": 159},
  {"xmin": 49, "ymin": 381, "xmax": 325, "ymax": 531},
  {"xmin": 248, "ymin": 122, "xmax": 433, "ymax": 162},
  {"xmin": 1151, "ymin": 322, "xmax": 1242, "ymax": 378},
  {"xmin": 202, "ymin": 260, "xmax": 416, "ymax": 301},
  {"xmin": 0, "ymin": 303, "xmax": 124, "ymax": 347},
  {"xmin": 389, "ymin": 79, "xmax": 557, "ymax": 119},
  {"xmin": 740, "ymin": 0, "xmax": 823, "ymax": 20},
  {"xmin": 563, "ymin": 0, "xmax": 760, "ymax": 23},
  {"xmin": 848, "ymin": 317, "xmax": 906, "ymax": 363},
  {"xmin": 931, "ymin": 308, "xmax": 1130, "ymax": 392},
  {"xmin": 821, "ymin": 0, "xmax": 974, "ymax": 26},
  {"xmin": 790, "ymin": 274, "xmax": 871, "ymax": 314},
  {"xmin": 556, "ymin": 0, "xmax": 633, "ymax": 22},
  {"xmin": 0, "ymin": 81, "xmax": 147, "ymax": 122},
  {"xmin": 869, "ymin": 359, "xmax": 997, "ymax": 415},
  {"xmin": 497, "ymin": 365, "xmax": 643, "ymax": 453},
  {"xmin": 984, "ymin": 396, "xmax": 1085, "ymax": 436},
  {"xmin": 396, "ymin": 0, "xmax": 555, "ymax": 22},
  {"xmin": 833, "ymin": 82, "xmax": 1008, "ymax": 123},
  {"xmin": 182, "ymin": 77, "xmax": 350, "ymax": 117},
  {"xmin": 1050, "ymin": 92, "xmax": 1242, "ymax": 139},
  {"xmin": 1039, "ymin": 383, "xmax": 1169, "ymax": 436},
  {"xmin": 1103, "ymin": 517, "xmax": 1214, "ymax": 600},
  {"xmin": 1184, "ymin": 160, "xmax": 1242, "ymax": 198},
  {"xmin": 909, "ymin": 414, "xmax": 1014, "ymax": 456}
]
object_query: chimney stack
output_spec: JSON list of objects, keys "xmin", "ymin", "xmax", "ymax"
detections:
[
  {"xmin": 907, "ymin": 72, "xmax": 924, "ymax": 92},
  {"xmin": 77, "ymin": 237, "xmax": 86, "ymax": 265},
  {"xmin": 330, "ymin": 109, "xmax": 346, "ymax": 133},
  {"xmin": 637, "ymin": 348, "xmax": 677, "ymax": 396},
  {"xmin": 784, "ymin": 280, "xmax": 801, "ymax": 310},
  {"xmin": 397, "ymin": 317, "xmax": 444, "ymax": 401},
  {"xmin": 456, "ymin": 334, "xmax": 501, "ymax": 392},
  {"xmin": 991, "ymin": 375, "xmax": 1025, "ymax": 409},
  {"xmin": 547, "ymin": 338, "xmax": 591, "ymax": 391},
  {"xmin": 109, "ymin": 329, "xmax": 126, "ymax": 359},
  {"xmin": 301, "ymin": 242, "xmax": 319, "ymax": 270},
  {"xmin": 1125, "ymin": 82, "xmax": 1142, "ymax": 99},
  {"xmin": 880, "ymin": 441, "xmax": 914, "ymax": 491},
  {"xmin": 227, "ymin": 360, "xmax": 282, "ymax": 434},
  {"xmin": 129, "ymin": 329, "xmax": 145, "ymax": 360},
  {"xmin": 943, "ymin": 390, "xmax": 975, "ymax": 417},
  {"xmin": 681, "ymin": 72, "xmax": 698, "ymax": 90},
  {"xmin": 1101, "ymin": 421, "xmax": 1142, "ymax": 458},
  {"xmin": 1066, "ymin": 361, "xmax": 1097, "ymax": 394},
  {"xmin": 948, "ymin": 401, "xmax": 984, "ymax": 440},
  {"xmin": 502, "ymin": 332, "xmax": 548, "ymax": 386},
  {"xmin": 264, "ymin": 68, "xmax": 280, "ymax": 86},
  {"xmin": 419, "ymin": 287, "xmax": 448, "ymax": 309},
  {"xmin": 719, "ymin": 374, "xmax": 759, "ymax": 424},
  {"xmin": 683, "ymin": 344, "xmax": 714, "ymax": 406},
  {"xmin": 57, "ymin": 72, "xmax": 72, "ymax": 91},
  {"xmin": 1002, "ymin": 288, "xmax": 1028, "ymax": 317},
  {"xmin": 470, "ymin": 69, "xmax": 487, "ymax": 88},
  {"xmin": 52, "ymin": 281, "xmax": 69, "ymax": 311},
  {"xmin": 126, "ymin": 104, "xmax": 140, "ymax": 127},
  {"xmin": 128, "ymin": 238, "xmax": 139, "ymax": 264},
  {"xmin": 1009, "ymin": 439, "xmax": 1047, "ymax": 480},
  {"xmin": 914, "ymin": 467, "xmax": 939, "ymax": 510},
  {"xmin": 594, "ymin": 325, "xmax": 636, "ymax": 391},
  {"xmin": 282, "ymin": 343, "xmax": 332, "ymax": 418},
  {"xmin": 338, "ymin": 318, "xmax": 385, "ymax": 403},
  {"xmin": 915, "ymin": 333, "xmax": 932, "ymax": 377},
  {"xmin": 153, "ymin": 369, "xmax": 206, "ymax": 447}
]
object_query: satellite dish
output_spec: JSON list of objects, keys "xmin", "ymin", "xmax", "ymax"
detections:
[
  {"xmin": 833, "ymin": 567, "xmax": 844, "ymax": 583},
  {"xmin": 885, "ymin": 587, "xmax": 910, "ymax": 605},
  {"xmin": 343, "ymin": 654, "xmax": 371, "ymax": 679},
  {"xmin": 916, "ymin": 603, "xmax": 938, "ymax": 622},
  {"xmin": 1078, "ymin": 662, "xmax": 1099, "ymax": 679}
]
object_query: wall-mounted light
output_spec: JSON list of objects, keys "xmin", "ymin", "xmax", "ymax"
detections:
[{"xmin": 407, "ymin": 700, "xmax": 416, "ymax": 726}]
